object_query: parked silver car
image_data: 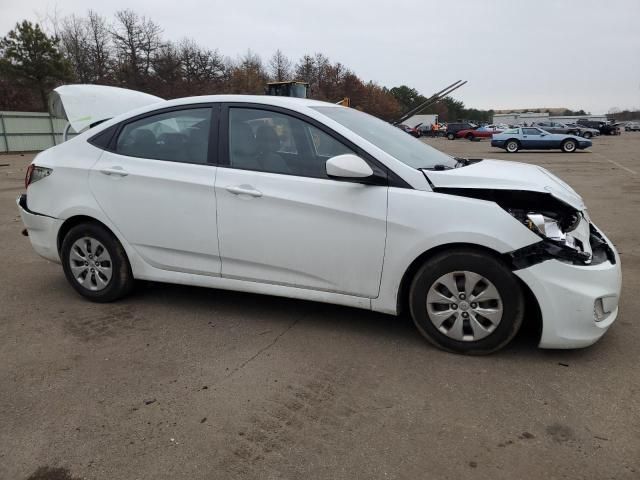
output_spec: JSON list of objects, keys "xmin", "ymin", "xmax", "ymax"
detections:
[{"xmin": 533, "ymin": 121, "xmax": 582, "ymax": 137}]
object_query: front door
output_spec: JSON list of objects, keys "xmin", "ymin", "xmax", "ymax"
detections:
[
  {"xmin": 214, "ymin": 105, "xmax": 388, "ymax": 298},
  {"xmin": 89, "ymin": 106, "xmax": 221, "ymax": 275}
]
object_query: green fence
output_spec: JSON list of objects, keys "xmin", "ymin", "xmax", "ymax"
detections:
[{"xmin": 0, "ymin": 111, "xmax": 77, "ymax": 153}]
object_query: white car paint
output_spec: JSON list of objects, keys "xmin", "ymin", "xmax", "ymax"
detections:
[
  {"xmin": 425, "ymin": 159, "xmax": 585, "ymax": 210},
  {"xmin": 50, "ymin": 84, "xmax": 164, "ymax": 132},
  {"xmin": 18, "ymin": 90, "xmax": 622, "ymax": 349}
]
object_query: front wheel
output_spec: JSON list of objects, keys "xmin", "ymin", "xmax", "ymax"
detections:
[
  {"xmin": 466, "ymin": 133, "xmax": 475, "ymax": 141},
  {"xmin": 582, "ymin": 131, "xmax": 592, "ymax": 139},
  {"xmin": 447, "ymin": 133, "xmax": 455, "ymax": 140},
  {"xmin": 561, "ymin": 139, "xmax": 577, "ymax": 153},
  {"xmin": 61, "ymin": 223, "xmax": 134, "ymax": 302},
  {"xmin": 409, "ymin": 248, "xmax": 524, "ymax": 355}
]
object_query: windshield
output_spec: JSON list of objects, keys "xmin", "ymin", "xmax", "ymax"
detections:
[{"xmin": 312, "ymin": 106, "xmax": 457, "ymax": 170}]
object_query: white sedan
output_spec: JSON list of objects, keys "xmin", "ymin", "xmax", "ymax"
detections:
[{"xmin": 18, "ymin": 85, "xmax": 621, "ymax": 354}]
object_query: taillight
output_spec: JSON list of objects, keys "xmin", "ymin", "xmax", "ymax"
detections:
[{"xmin": 25, "ymin": 165, "xmax": 52, "ymax": 189}]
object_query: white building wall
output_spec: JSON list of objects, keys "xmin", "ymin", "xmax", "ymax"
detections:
[{"xmin": 402, "ymin": 114, "xmax": 438, "ymax": 128}]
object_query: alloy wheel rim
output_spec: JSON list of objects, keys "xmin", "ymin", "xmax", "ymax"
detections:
[
  {"xmin": 507, "ymin": 142, "xmax": 517, "ymax": 152},
  {"xmin": 426, "ymin": 271, "xmax": 503, "ymax": 342},
  {"xmin": 69, "ymin": 237, "xmax": 113, "ymax": 291},
  {"xmin": 565, "ymin": 142, "xmax": 575, "ymax": 151}
]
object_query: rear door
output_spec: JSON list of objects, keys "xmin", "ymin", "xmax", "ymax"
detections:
[
  {"xmin": 89, "ymin": 105, "xmax": 221, "ymax": 275},
  {"xmin": 214, "ymin": 104, "xmax": 388, "ymax": 297}
]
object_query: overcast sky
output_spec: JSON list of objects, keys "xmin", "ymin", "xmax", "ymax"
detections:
[{"xmin": 1, "ymin": 0, "xmax": 639, "ymax": 113}]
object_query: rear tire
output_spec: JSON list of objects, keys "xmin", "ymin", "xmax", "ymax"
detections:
[
  {"xmin": 447, "ymin": 132, "xmax": 455, "ymax": 140},
  {"xmin": 61, "ymin": 223, "xmax": 134, "ymax": 302},
  {"xmin": 466, "ymin": 133, "xmax": 474, "ymax": 141},
  {"xmin": 408, "ymin": 248, "xmax": 524, "ymax": 355},
  {"xmin": 561, "ymin": 139, "xmax": 577, "ymax": 153},
  {"xmin": 582, "ymin": 131, "xmax": 592, "ymax": 139},
  {"xmin": 505, "ymin": 139, "xmax": 519, "ymax": 153}
]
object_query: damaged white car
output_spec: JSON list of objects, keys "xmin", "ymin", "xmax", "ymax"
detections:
[{"xmin": 18, "ymin": 85, "xmax": 622, "ymax": 354}]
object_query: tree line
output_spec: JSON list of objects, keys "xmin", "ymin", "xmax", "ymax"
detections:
[{"xmin": 0, "ymin": 10, "xmax": 491, "ymax": 123}]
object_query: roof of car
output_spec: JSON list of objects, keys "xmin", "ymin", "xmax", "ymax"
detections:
[{"xmin": 161, "ymin": 94, "xmax": 336, "ymax": 109}]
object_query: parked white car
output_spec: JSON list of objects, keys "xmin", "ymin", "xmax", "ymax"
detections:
[{"xmin": 18, "ymin": 85, "xmax": 622, "ymax": 354}]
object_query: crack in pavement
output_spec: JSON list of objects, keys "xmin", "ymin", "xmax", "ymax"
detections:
[{"xmin": 223, "ymin": 317, "xmax": 301, "ymax": 381}]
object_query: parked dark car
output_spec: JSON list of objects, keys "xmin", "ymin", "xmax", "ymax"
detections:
[
  {"xmin": 577, "ymin": 119, "xmax": 620, "ymax": 136},
  {"xmin": 446, "ymin": 122, "xmax": 475, "ymax": 140},
  {"xmin": 564, "ymin": 122, "xmax": 599, "ymax": 138},
  {"xmin": 396, "ymin": 124, "xmax": 421, "ymax": 137}
]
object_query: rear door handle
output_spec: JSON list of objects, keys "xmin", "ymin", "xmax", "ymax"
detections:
[
  {"xmin": 225, "ymin": 185, "xmax": 263, "ymax": 197},
  {"xmin": 100, "ymin": 166, "xmax": 128, "ymax": 177}
]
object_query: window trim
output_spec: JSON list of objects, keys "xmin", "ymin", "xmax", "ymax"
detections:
[
  {"xmin": 102, "ymin": 103, "xmax": 220, "ymax": 166},
  {"xmin": 219, "ymin": 102, "xmax": 406, "ymax": 187}
]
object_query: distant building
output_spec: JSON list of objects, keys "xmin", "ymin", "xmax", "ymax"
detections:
[
  {"xmin": 493, "ymin": 112, "xmax": 549, "ymax": 126},
  {"xmin": 493, "ymin": 112, "xmax": 607, "ymax": 126}
]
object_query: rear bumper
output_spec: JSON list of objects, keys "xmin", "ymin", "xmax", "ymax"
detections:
[
  {"xmin": 491, "ymin": 139, "xmax": 505, "ymax": 147},
  {"xmin": 515, "ymin": 246, "xmax": 622, "ymax": 349},
  {"xmin": 17, "ymin": 194, "xmax": 62, "ymax": 263}
]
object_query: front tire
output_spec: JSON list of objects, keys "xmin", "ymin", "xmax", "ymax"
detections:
[
  {"xmin": 582, "ymin": 131, "xmax": 592, "ymax": 139},
  {"xmin": 61, "ymin": 223, "xmax": 134, "ymax": 302},
  {"xmin": 447, "ymin": 132, "xmax": 455, "ymax": 140},
  {"xmin": 561, "ymin": 139, "xmax": 577, "ymax": 153},
  {"xmin": 466, "ymin": 133, "xmax": 474, "ymax": 141},
  {"xmin": 409, "ymin": 248, "xmax": 524, "ymax": 355}
]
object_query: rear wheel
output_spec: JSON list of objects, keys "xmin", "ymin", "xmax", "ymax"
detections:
[
  {"xmin": 561, "ymin": 139, "xmax": 577, "ymax": 153},
  {"xmin": 61, "ymin": 223, "xmax": 134, "ymax": 302},
  {"xmin": 447, "ymin": 132, "xmax": 455, "ymax": 140},
  {"xmin": 409, "ymin": 248, "xmax": 524, "ymax": 355},
  {"xmin": 505, "ymin": 140, "xmax": 519, "ymax": 153},
  {"xmin": 582, "ymin": 131, "xmax": 592, "ymax": 139},
  {"xmin": 466, "ymin": 133, "xmax": 474, "ymax": 141}
]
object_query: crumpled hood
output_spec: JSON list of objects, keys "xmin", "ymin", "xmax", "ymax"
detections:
[{"xmin": 424, "ymin": 159, "xmax": 585, "ymax": 210}]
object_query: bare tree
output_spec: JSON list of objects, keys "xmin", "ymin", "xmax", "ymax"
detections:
[
  {"xmin": 58, "ymin": 15, "xmax": 92, "ymax": 82},
  {"xmin": 229, "ymin": 49, "xmax": 267, "ymax": 94},
  {"xmin": 111, "ymin": 9, "xmax": 162, "ymax": 87},
  {"xmin": 294, "ymin": 54, "xmax": 316, "ymax": 84},
  {"xmin": 86, "ymin": 10, "xmax": 112, "ymax": 82},
  {"xmin": 268, "ymin": 49, "xmax": 291, "ymax": 82}
]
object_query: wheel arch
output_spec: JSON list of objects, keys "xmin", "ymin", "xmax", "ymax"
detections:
[
  {"xmin": 57, "ymin": 215, "xmax": 125, "ymax": 258},
  {"xmin": 395, "ymin": 242, "xmax": 542, "ymax": 344}
]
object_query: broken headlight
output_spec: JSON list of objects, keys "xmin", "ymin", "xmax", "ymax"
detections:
[{"xmin": 525, "ymin": 212, "xmax": 592, "ymax": 263}]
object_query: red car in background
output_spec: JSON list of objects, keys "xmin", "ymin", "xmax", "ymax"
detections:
[
  {"xmin": 397, "ymin": 124, "xmax": 421, "ymax": 138},
  {"xmin": 456, "ymin": 126, "xmax": 503, "ymax": 140}
]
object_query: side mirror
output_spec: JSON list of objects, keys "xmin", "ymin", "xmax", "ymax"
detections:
[{"xmin": 326, "ymin": 154, "xmax": 373, "ymax": 179}]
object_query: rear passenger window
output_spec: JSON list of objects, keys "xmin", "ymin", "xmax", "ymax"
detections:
[{"xmin": 116, "ymin": 108, "xmax": 211, "ymax": 164}]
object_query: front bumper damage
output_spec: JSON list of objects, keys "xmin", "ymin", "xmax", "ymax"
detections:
[{"xmin": 510, "ymin": 224, "xmax": 621, "ymax": 348}]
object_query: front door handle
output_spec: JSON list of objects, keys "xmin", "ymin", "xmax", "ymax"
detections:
[
  {"xmin": 225, "ymin": 185, "xmax": 263, "ymax": 197},
  {"xmin": 100, "ymin": 166, "xmax": 128, "ymax": 177}
]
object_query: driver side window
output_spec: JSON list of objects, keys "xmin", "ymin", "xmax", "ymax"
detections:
[
  {"xmin": 523, "ymin": 128, "xmax": 541, "ymax": 135},
  {"xmin": 228, "ymin": 108, "xmax": 354, "ymax": 179}
]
